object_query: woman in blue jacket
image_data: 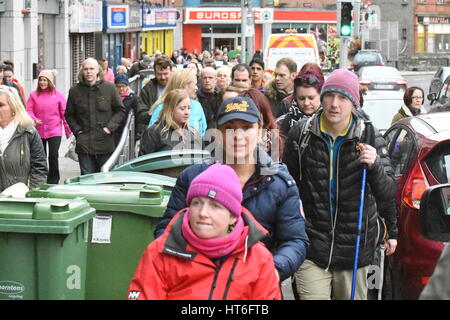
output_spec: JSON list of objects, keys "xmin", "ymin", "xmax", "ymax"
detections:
[
  {"xmin": 148, "ymin": 68, "xmax": 207, "ymax": 137},
  {"xmin": 154, "ymin": 96, "xmax": 309, "ymax": 282}
]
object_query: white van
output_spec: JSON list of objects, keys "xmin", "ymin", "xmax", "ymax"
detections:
[{"xmin": 264, "ymin": 33, "xmax": 320, "ymax": 72}]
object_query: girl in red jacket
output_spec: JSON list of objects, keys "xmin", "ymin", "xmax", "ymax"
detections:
[{"xmin": 128, "ymin": 163, "xmax": 281, "ymax": 300}]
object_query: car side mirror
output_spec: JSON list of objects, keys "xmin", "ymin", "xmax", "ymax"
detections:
[
  {"xmin": 419, "ymin": 184, "xmax": 450, "ymax": 242},
  {"xmin": 427, "ymin": 92, "xmax": 437, "ymax": 102}
]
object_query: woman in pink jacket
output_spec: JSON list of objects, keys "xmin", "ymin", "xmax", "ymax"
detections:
[{"xmin": 26, "ymin": 69, "xmax": 72, "ymax": 184}]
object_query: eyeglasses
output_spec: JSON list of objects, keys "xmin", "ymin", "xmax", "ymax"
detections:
[
  {"xmin": 412, "ymin": 96, "xmax": 423, "ymax": 100},
  {"xmin": 295, "ymin": 75, "xmax": 319, "ymax": 86}
]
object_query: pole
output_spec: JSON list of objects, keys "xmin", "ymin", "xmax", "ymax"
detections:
[
  {"xmin": 240, "ymin": 0, "xmax": 247, "ymax": 64},
  {"xmin": 247, "ymin": 0, "xmax": 254, "ymax": 62},
  {"xmin": 350, "ymin": 166, "xmax": 367, "ymax": 300},
  {"xmin": 340, "ymin": 37, "xmax": 349, "ymax": 69}
]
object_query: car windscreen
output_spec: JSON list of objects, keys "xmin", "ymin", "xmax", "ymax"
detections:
[
  {"xmin": 362, "ymin": 98, "xmax": 403, "ymax": 131},
  {"xmin": 425, "ymin": 142, "xmax": 450, "ymax": 184},
  {"xmin": 354, "ymin": 53, "xmax": 380, "ymax": 63}
]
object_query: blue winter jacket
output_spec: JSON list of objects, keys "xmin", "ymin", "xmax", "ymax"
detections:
[{"xmin": 153, "ymin": 149, "xmax": 310, "ymax": 281}]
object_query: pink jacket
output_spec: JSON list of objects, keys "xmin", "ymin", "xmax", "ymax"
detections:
[
  {"xmin": 26, "ymin": 89, "xmax": 72, "ymax": 139},
  {"xmin": 104, "ymin": 68, "xmax": 115, "ymax": 83}
]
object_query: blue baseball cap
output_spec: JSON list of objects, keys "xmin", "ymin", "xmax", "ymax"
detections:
[{"xmin": 216, "ymin": 96, "xmax": 261, "ymax": 126}]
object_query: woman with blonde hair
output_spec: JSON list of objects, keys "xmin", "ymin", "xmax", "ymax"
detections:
[
  {"xmin": 148, "ymin": 68, "xmax": 207, "ymax": 137},
  {"xmin": 216, "ymin": 65, "xmax": 232, "ymax": 92},
  {"xmin": 139, "ymin": 89, "xmax": 202, "ymax": 156},
  {"xmin": 0, "ymin": 85, "xmax": 47, "ymax": 192}
]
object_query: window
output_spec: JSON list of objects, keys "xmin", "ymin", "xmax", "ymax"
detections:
[
  {"xmin": 201, "ymin": 0, "xmax": 240, "ymax": 3},
  {"xmin": 437, "ymin": 0, "xmax": 444, "ymax": 4},
  {"xmin": 425, "ymin": 143, "xmax": 450, "ymax": 184},
  {"xmin": 418, "ymin": 0, "xmax": 426, "ymax": 4},
  {"xmin": 437, "ymin": 77, "xmax": 450, "ymax": 104},
  {"xmin": 386, "ymin": 129, "xmax": 417, "ymax": 177}
]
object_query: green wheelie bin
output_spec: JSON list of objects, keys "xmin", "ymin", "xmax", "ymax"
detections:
[
  {"xmin": 0, "ymin": 197, "xmax": 95, "ymax": 300},
  {"xmin": 27, "ymin": 183, "xmax": 169, "ymax": 300},
  {"xmin": 64, "ymin": 171, "xmax": 175, "ymax": 192},
  {"xmin": 112, "ymin": 149, "xmax": 210, "ymax": 177}
]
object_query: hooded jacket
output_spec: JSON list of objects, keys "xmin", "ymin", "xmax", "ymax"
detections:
[
  {"xmin": 26, "ymin": 89, "xmax": 72, "ymax": 139},
  {"xmin": 0, "ymin": 125, "xmax": 47, "ymax": 192},
  {"xmin": 138, "ymin": 78, "xmax": 160, "ymax": 125},
  {"xmin": 265, "ymin": 79, "xmax": 291, "ymax": 118},
  {"xmin": 283, "ymin": 109, "xmax": 396, "ymax": 270},
  {"xmin": 128, "ymin": 207, "xmax": 281, "ymax": 300},
  {"xmin": 391, "ymin": 104, "xmax": 427, "ymax": 125},
  {"xmin": 153, "ymin": 148, "xmax": 310, "ymax": 281},
  {"xmin": 65, "ymin": 80, "xmax": 126, "ymax": 155}
]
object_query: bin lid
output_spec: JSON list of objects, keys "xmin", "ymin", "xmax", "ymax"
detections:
[
  {"xmin": 27, "ymin": 184, "xmax": 167, "ymax": 217},
  {"xmin": 0, "ymin": 197, "xmax": 95, "ymax": 234},
  {"xmin": 64, "ymin": 171, "xmax": 176, "ymax": 190},
  {"xmin": 112, "ymin": 149, "xmax": 210, "ymax": 177}
]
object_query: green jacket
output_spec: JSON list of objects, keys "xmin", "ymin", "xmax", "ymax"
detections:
[
  {"xmin": 391, "ymin": 104, "xmax": 427, "ymax": 125},
  {"xmin": 0, "ymin": 125, "xmax": 48, "ymax": 192},
  {"xmin": 65, "ymin": 80, "xmax": 126, "ymax": 155}
]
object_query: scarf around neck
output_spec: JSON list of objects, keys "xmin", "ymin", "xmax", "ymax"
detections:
[
  {"xmin": 0, "ymin": 120, "xmax": 18, "ymax": 154},
  {"xmin": 120, "ymin": 87, "xmax": 131, "ymax": 100},
  {"xmin": 181, "ymin": 208, "xmax": 246, "ymax": 259}
]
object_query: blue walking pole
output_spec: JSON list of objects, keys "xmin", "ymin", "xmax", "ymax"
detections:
[{"xmin": 350, "ymin": 165, "xmax": 367, "ymax": 300}]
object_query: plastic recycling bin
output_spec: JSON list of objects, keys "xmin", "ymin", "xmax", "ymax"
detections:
[
  {"xmin": 0, "ymin": 197, "xmax": 95, "ymax": 300},
  {"xmin": 64, "ymin": 171, "xmax": 176, "ymax": 192},
  {"xmin": 27, "ymin": 183, "xmax": 169, "ymax": 300},
  {"xmin": 112, "ymin": 149, "xmax": 210, "ymax": 177}
]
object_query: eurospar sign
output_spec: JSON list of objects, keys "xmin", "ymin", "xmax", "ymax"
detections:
[{"xmin": 184, "ymin": 8, "xmax": 273, "ymax": 24}]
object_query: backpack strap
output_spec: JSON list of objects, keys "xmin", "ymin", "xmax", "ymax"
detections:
[{"xmin": 296, "ymin": 114, "xmax": 314, "ymax": 182}]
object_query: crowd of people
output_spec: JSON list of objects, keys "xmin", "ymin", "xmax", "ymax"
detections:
[{"xmin": 0, "ymin": 46, "xmax": 436, "ymax": 301}]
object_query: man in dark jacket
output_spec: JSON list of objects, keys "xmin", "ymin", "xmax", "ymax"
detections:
[
  {"xmin": 283, "ymin": 68, "xmax": 397, "ymax": 300},
  {"xmin": 265, "ymin": 58, "xmax": 297, "ymax": 118},
  {"xmin": 65, "ymin": 58, "xmax": 126, "ymax": 175},
  {"xmin": 128, "ymin": 55, "xmax": 152, "ymax": 79},
  {"xmin": 197, "ymin": 67, "xmax": 220, "ymax": 129},
  {"xmin": 137, "ymin": 56, "xmax": 173, "ymax": 125}
]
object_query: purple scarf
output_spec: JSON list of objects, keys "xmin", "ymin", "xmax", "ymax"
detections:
[{"xmin": 181, "ymin": 209, "xmax": 245, "ymax": 259}]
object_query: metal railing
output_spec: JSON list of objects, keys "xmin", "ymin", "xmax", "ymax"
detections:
[{"xmin": 101, "ymin": 69, "xmax": 154, "ymax": 172}]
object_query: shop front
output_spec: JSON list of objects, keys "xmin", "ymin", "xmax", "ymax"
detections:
[
  {"xmin": 416, "ymin": 16, "xmax": 450, "ymax": 54},
  {"xmin": 141, "ymin": 6, "xmax": 177, "ymax": 57},
  {"xmin": 69, "ymin": 0, "xmax": 103, "ymax": 85},
  {"xmin": 125, "ymin": 5, "xmax": 143, "ymax": 64},
  {"xmin": 97, "ymin": 2, "xmax": 129, "ymax": 73},
  {"xmin": 183, "ymin": 7, "xmax": 273, "ymax": 54}
]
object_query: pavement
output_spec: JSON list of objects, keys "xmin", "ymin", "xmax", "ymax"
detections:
[{"xmin": 59, "ymin": 136, "xmax": 81, "ymax": 184}]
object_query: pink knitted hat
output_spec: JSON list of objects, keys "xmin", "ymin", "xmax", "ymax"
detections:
[
  {"xmin": 38, "ymin": 69, "xmax": 58, "ymax": 85},
  {"xmin": 186, "ymin": 164, "xmax": 243, "ymax": 217},
  {"xmin": 320, "ymin": 68, "xmax": 360, "ymax": 108}
]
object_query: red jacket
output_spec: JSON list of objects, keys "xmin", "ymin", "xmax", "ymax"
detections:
[{"xmin": 128, "ymin": 207, "xmax": 281, "ymax": 300}]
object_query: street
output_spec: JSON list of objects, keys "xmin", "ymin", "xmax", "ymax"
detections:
[{"xmin": 54, "ymin": 70, "xmax": 435, "ymax": 301}]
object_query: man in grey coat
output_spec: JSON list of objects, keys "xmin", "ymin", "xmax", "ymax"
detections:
[{"xmin": 65, "ymin": 58, "xmax": 126, "ymax": 175}]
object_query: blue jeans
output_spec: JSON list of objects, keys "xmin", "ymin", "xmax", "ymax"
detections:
[{"xmin": 78, "ymin": 153, "xmax": 112, "ymax": 175}]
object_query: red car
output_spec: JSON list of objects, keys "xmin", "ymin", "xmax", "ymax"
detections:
[{"xmin": 383, "ymin": 111, "xmax": 450, "ymax": 299}]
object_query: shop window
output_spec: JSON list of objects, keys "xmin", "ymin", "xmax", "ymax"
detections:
[
  {"xmin": 202, "ymin": 24, "xmax": 240, "ymax": 34},
  {"xmin": 201, "ymin": 0, "xmax": 240, "ymax": 4},
  {"xmin": 272, "ymin": 23, "xmax": 309, "ymax": 34}
]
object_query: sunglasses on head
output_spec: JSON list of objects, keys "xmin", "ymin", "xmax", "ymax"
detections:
[{"xmin": 295, "ymin": 75, "xmax": 319, "ymax": 86}]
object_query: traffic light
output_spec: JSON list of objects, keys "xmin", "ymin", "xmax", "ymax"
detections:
[{"xmin": 340, "ymin": 1, "xmax": 353, "ymax": 37}]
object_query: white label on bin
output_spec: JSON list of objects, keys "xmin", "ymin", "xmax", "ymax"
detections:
[{"xmin": 92, "ymin": 215, "xmax": 112, "ymax": 243}]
